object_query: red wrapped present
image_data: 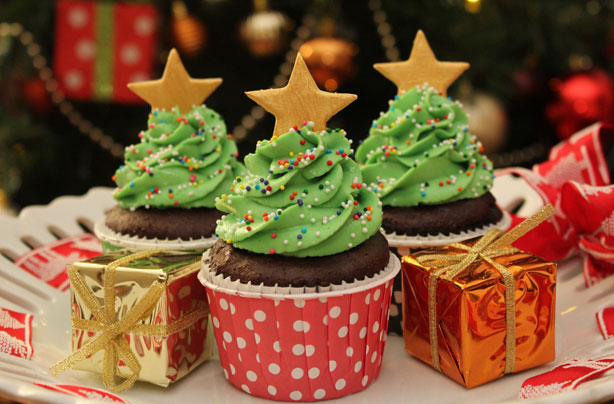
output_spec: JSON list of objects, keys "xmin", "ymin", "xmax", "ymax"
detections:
[{"xmin": 54, "ymin": 0, "xmax": 159, "ymax": 103}]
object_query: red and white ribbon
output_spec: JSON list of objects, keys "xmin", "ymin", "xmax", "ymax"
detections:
[
  {"xmin": 498, "ymin": 122, "xmax": 614, "ymax": 286},
  {"xmin": 0, "ymin": 307, "xmax": 33, "ymax": 359},
  {"xmin": 596, "ymin": 307, "xmax": 614, "ymax": 340},
  {"xmin": 519, "ymin": 357, "xmax": 614, "ymax": 399},
  {"xmin": 14, "ymin": 233, "xmax": 101, "ymax": 291}
]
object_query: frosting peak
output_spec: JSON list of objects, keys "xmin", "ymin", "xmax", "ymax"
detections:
[
  {"xmin": 215, "ymin": 123, "xmax": 382, "ymax": 257},
  {"xmin": 112, "ymin": 105, "xmax": 246, "ymax": 209},
  {"xmin": 355, "ymin": 84, "xmax": 495, "ymax": 207}
]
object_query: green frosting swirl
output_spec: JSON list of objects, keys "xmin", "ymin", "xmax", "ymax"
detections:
[
  {"xmin": 355, "ymin": 84, "xmax": 495, "ymax": 207},
  {"xmin": 113, "ymin": 106, "xmax": 246, "ymax": 209},
  {"xmin": 215, "ymin": 123, "xmax": 382, "ymax": 257}
]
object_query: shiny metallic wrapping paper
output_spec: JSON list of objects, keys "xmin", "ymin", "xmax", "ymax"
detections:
[
  {"xmin": 70, "ymin": 252, "xmax": 213, "ymax": 387},
  {"xmin": 402, "ymin": 247, "xmax": 556, "ymax": 388}
]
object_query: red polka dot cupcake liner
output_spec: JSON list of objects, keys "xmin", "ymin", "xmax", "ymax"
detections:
[{"xmin": 198, "ymin": 254, "xmax": 400, "ymax": 401}]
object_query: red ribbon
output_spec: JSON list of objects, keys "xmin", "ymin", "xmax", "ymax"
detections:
[{"xmin": 498, "ymin": 123, "xmax": 614, "ymax": 286}]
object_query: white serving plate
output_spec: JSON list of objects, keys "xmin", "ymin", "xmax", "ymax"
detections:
[{"xmin": 0, "ymin": 183, "xmax": 613, "ymax": 404}]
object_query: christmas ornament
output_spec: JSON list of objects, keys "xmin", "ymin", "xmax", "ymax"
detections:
[
  {"xmin": 459, "ymin": 91, "xmax": 508, "ymax": 153},
  {"xmin": 245, "ymin": 53, "xmax": 356, "ymax": 138},
  {"xmin": 171, "ymin": 0, "xmax": 207, "ymax": 58},
  {"xmin": 54, "ymin": 0, "xmax": 159, "ymax": 103},
  {"xmin": 374, "ymin": 30, "xmax": 469, "ymax": 96},
  {"xmin": 21, "ymin": 77, "xmax": 53, "ymax": 115},
  {"xmin": 546, "ymin": 69, "xmax": 614, "ymax": 139},
  {"xmin": 240, "ymin": 0, "xmax": 292, "ymax": 58},
  {"xmin": 128, "ymin": 48, "xmax": 221, "ymax": 113},
  {"xmin": 299, "ymin": 36, "xmax": 358, "ymax": 91}
]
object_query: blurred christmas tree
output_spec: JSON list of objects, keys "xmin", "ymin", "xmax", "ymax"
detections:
[{"xmin": 0, "ymin": 0, "xmax": 613, "ymax": 209}]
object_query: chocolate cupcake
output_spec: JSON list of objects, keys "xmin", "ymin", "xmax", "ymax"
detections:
[
  {"xmin": 199, "ymin": 54, "xmax": 400, "ymax": 401},
  {"xmin": 355, "ymin": 31, "xmax": 510, "ymax": 335},
  {"xmin": 95, "ymin": 50, "xmax": 246, "ymax": 252},
  {"xmin": 355, "ymin": 32, "xmax": 509, "ymax": 248}
]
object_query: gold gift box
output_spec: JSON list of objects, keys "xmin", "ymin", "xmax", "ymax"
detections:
[
  {"xmin": 70, "ymin": 251, "xmax": 213, "ymax": 387},
  {"xmin": 402, "ymin": 244, "xmax": 556, "ymax": 388}
]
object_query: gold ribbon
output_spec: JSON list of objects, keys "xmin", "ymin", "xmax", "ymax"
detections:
[
  {"xmin": 50, "ymin": 250, "xmax": 208, "ymax": 392},
  {"xmin": 416, "ymin": 204, "xmax": 556, "ymax": 374}
]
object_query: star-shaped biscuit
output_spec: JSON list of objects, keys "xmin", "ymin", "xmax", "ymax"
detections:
[
  {"xmin": 374, "ymin": 30, "xmax": 469, "ymax": 96},
  {"xmin": 246, "ymin": 53, "xmax": 356, "ymax": 138},
  {"xmin": 128, "ymin": 48, "xmax": 222, "ymax": 113}
]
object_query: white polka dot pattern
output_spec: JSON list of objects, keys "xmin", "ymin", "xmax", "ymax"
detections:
[{"xmin": 204, "ymin": 277, "xmax": 394, "ymax": 401}]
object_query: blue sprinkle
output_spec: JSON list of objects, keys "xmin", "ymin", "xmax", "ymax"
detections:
[
  {"xmin": 326, "ymin": 149, "xmax": 332, "ymax": 154},
  {"xmin": 463, "ymin": 128, "xmax": 468, "ymax": 132},
  {"xmin": 288, "ymin": 166, "xmax": 294, "ymax": 170},
  {"xmin": 447, "ymin": 96, "xmax": 452, "ymax": 100},
  {"xmin": 255, "ymin": 184, "xmax": 260, "ymax": 190},
  {"xmin": 431, "ymin": 125, "xmax": 436, "ymax": 129},
  {"xmin": 301, "ymin": 227, "xmax": 307, "ymax": 233},
  {"xmin": 168, "ymin": 189, "xmax": 173, "ymax": 193},
  {"xmin": 120, "ymin": 165, "xmax": 125, "ymax": 169},
  {"xmin": 421, "ymin": 191, "xmax": 426, "ymax": 197},
  {"xmin": 394, "ymin": 95, "xmax": 399, "ymax": 100},
  {"xmin": 130, "ymin": 183, "xmax": 135, "ymax": 188},
  {"xmin": 150, "ymin": 188, "xmax": 154, "ymax": 192},
  {"xmin": 259, "ymin": 178, "xmax": 264, "ymax": 182},
  {"xmin": 149, "ymin": 173, "xmax": 153, "ymax": 177},
  {"xmin": 264, "ymin": 180, "xmax": 269, "ymax": 185},
  {"xmin": 371, "ymin": 123, "xmax": 377, "ymax": 128},
  {"xmin": 246, "ymin": 186, "xmax": 251, "ymax": 191},
  {"xmin": 298, "ymin": 199, "xmax": 303, "ymax": 206},
  {"xmin": 268, "ymin": 170, "xmax": 273, "ymax": 174},
  {"xmin": 339, "ymin": 148, "xmax": 344, "ymax": 153},
  {"xmin": 274, "ymin": 215, "xmax": 279, "ymax": 220},
  {"xmin": 390, "ymin": 107, "xmax": 395, "ymax": 111},
  {"xmin": 297, "ymin": 234, "xmax": 302, "ymax": 239},
  {"xmin": 357, "ymin": 212, "xmax": 362, "ymax": 217},
  {"xmin": 337, "ymin": 210, "xmax": 342, "ymax": 215},
  {"xmin": 261, "ymin": 189, "xmax": 266, "ymax": 194}
]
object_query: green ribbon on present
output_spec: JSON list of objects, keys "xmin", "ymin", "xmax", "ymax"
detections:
[{"xmin": 94, "ymin": 1, "xmax": 114, "ymax": 100}]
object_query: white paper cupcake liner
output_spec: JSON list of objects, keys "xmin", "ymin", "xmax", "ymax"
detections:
[
  {"xmin": 199, "ymin": 251, "xmax": 400, "ymax": 297},
  {"xmin": 94, "ymin": 217, "xmax": 217, "ymax": 252},
  {"xmin": 383, "ymin": 210, "xmax": 512, "ymax": 249}
]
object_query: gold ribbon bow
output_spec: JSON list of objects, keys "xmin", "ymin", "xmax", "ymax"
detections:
[
  {"xmin": 416, "ymin": 204, "xmax": 556, "ymax": 374},
  {"xmin": 50, "ymin": 250, "xmax": 207, "ymax": 392}
]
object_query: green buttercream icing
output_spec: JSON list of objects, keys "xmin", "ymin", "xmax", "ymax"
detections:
[
  {"xmin": 113, "ymin": 105, "xmax": 246, "ymax": 209},
  {"xmin": 215, "ymin": 123, "xmax": 383, "ymax": 257},
  {"xmin": 355, "ymin": 84, "xmax": 495, "ymax": 207}
]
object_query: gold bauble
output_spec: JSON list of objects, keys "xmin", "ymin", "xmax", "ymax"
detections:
[
  {"xmin": 299, "ymin": 37, "xmax": 358, "ymax": 91},
  {"xmin": 240, "ymin": 10, "xmax": 292, "ymax": 57},
  {"xmin": 460, "ymin": 92, "xmax": 508, "ymax": 153}
]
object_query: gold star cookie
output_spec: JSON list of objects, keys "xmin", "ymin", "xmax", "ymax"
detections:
[
  {"xmin": 128, "ymin": 48, "xmax": 222, "ymax": 113},
  {"xmin": 246, "ymin": 53, "xmax": 357, "ymax": 138},
  {"xmin": 374, "ymin": 30, "xmax": 469, "ymax": 96}
]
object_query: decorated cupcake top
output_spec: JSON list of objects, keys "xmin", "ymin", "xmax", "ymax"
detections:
[
  {"xmin": 355, "ymin": 84, "xmax": 494, "ymax": 206},
  {"xmin": 355, "ymin": 30, "xmax": 494, "ymax": 207},
  {"xmin": 112, "ymin": 49, "xmax": 245, "ymax": 210},
  {"xmin": 214, "ymin": 54, "xmax": 383, "ymax": 257}
]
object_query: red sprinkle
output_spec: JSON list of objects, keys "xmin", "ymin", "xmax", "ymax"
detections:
[
  {"xmin": 300, "ymin": 139, "xmax": 306, "ymax": 145},
  {"xmin": 173, "ymin": 201, "xmax": 178, "ymax": 206},
  {"xmin": 446, "ymin": 179, "xmax": 452, "ymax": 184},
  {"xmin": 439, "ymin": 181, "xmax": 444, "ymax": 186},
  {"xmin": 246, "ymin": 226, "xmax": 251, "ymax": 231},
  {"xmin": 271, "ymin": 233, "xmax": 277, "ymax": 238},
  {"xmin": 327, "ymin": 160, "xmax": 333, "ymax": 166},
  {"xmin": 269, "ymin": 248, "xmax": 275, "ymax": 254},
  {"xmin": 353, "ymin": 201, "xmax": 359, "ymax": 206}
]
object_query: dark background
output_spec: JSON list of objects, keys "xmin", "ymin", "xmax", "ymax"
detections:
[{"xmin": 1, "ymin": 0, "xmax": 613, "ymax": 210}]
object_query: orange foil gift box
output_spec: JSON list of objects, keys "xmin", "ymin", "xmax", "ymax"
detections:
[
  {"xmin": 51, "ymin": 250, "xmax": 213, "ymax": 392},
  {"xmin": 402, "ymin": 205, "xmax": 557, "ymax": 388}
]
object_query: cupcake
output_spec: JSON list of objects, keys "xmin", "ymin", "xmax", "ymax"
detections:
[
  {"xmin": 95, "ymin": 49, "xmax": 246, "ymax": 252},
  {"xmin": 199, "ymin": 54, "xmax": 400, "ymax": 401},
  {"xmin": 355, "ymin": 31, "xmax": 510, "ymax": 334},
  {"xmin": 355, "ymin": 31, "xmax": 509, "ymax": 248}
]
